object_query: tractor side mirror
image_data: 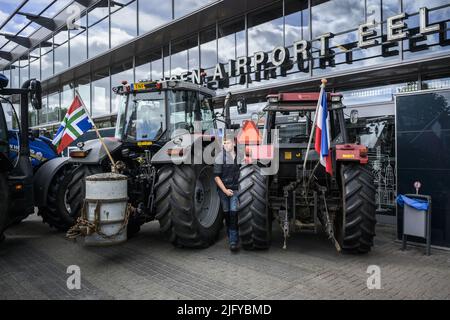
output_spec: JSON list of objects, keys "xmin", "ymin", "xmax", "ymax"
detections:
[
  {"xmin": 29, "ymin": 80, "xmax": 42, "ymax": 110},
  {"xmin": 237, "ymin": 98, "xmax": 247, "ymax": 115},
  {"xmin": 350, "ymin": 110, "xmax": 359, "ymax": 124}
]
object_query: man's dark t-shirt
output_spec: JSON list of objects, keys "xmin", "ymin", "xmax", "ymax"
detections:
[{"xmin": 214, "ymin": 150, "xmax": 240, "ymax": 191}]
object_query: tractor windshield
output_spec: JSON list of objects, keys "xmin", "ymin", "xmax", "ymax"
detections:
[
  {"xmin": 276, "ymin": 113, "xmax": 309, "ymax": 143},
  {"xmin": 166, "ymin": 90, "xmax": 214, "ymax": 135},
  {"xmin": 115, "ymin": 91, "xmax": 166, "ymax": 142},
  {"xmin": 115, "ymin": 88, "xmax": 215, "ymax": 142}
]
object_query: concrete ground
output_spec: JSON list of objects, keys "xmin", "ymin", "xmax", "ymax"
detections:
[{"xmin": 1, "ymin": 214, "xmax": 449, "ymax": 300}]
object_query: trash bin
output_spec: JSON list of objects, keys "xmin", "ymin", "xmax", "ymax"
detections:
[{"xmin": 397, "ymin": 194, "xmax": 432, "ymax": 255}]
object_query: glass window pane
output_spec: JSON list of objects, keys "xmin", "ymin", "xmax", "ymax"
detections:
[
  {"xmin": 284, "ymin": 0, "xmax": 309, "ymax": 44},
  {"xmin": 174, "ymin": 0, "xmax": 215, "ymax": 19},
  {"xmin": 111, "ymin": 59, "xmax": 134, "ymax": 113},
  {"xmin": 92, "ymin": 68, "xmax": 110, "ymax": 117},
  {"xmin": 163, "ymin": 45, "xmax": 170, "ymax": 78},
  {"xmin": 41, "ymin": 50, "xmax": 53, "ymax": 80},
  {"xmin": 152, "ymin": 57, "xmax": 163, "ymax": 81},
  {"xmin": 30, "ymin": 48, "xmax": 40, "ymax": 80},
  {"xmin": 48, "ymin": 91, "xmax": 60, "ymax": 123},
  {"xmin": 111, "ymin": 1, "xmax": 137, "ymax": 48},
  {"xmin": 311, "ymin": 0, "xmax": 365, "ymax": 39},
  {"xmin": 70, "ymin": 15, "xmax": 87, "ymax": 67},
  {"xmin": 139, "ymin": 0, "xmax": 172, "ymax": 35},
  {"xmin": 200, "ymin": 26, "xmax": 217, "ymax": 70},
  {"xmin": 402, "ymin": 2, "xmax": 450, "ymax": 60},
  {"xmin": 75, "ymin": 75, "xmax": 91, "ymax": 113},
  {"xmin": 39, "ymin": 95, "xmax": 48, "ymax": 124},
  {"xmin": 248, "ymin": 3, "xmax": 283, "ymax": 53},
  {"xmin": 171, "ymin": 36, "xmax": 197, "ymax": 76},
  {"xmin": 10, "ymin": 63, "xmax": 19, "ymax": 88},
  {"xmin": 54, "ymin": 41, "xmax": 69, "ymax": 75},
  {"xmin": 88, "ymin": 18, "xmax": 109, "ymax": 58},
  {"xmin": 247, "ymin": 3, "xmax": 283, "ymax": 88},
  {"xmin": 19, "ymin": 59, "xmax": 29, "ymax": 84},
  {"xmin": 61, "ymin": 83, "xmax": 74, "ymax": 120},
  {"xmin": 218, "ymin": 18, "xmax": 245, "ymax": 63}
]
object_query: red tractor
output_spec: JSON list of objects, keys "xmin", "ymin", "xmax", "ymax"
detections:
[{"xmin": 236, "ymin": 86, "xmax": 376, "ymax": 254}]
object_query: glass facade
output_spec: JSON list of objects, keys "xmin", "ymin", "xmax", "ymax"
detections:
[{"xmin": 1, "ymin": 0, "xmax": 448, "ymax": 128}]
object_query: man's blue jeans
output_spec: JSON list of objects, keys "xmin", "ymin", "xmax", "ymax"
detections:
[{"xmin": 218, "ymin": 190, "xmax": 239, "ymax": 245}]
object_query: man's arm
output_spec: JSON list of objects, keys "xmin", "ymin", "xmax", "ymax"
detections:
[
  {"xmin": 214, "ymin": 154, "xmax": 234, "ymax": 196},
  {"xmin": 214, "ymin": 176, "xmax": 233, "ymax": 196}
]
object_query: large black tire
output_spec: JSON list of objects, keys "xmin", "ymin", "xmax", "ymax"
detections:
[
  {"xmin": 154, "ymin": 165, "xmax": 222, "ymax": 248},
  {"xmin": 237, "ymin": 164, "xmax": 271, "ymax": 250},
  {"xmin": 337, "ymin": 163, "xmax": 377, "ymax": 254},
  {"xmin": 39, "ymin": 165, "xmax": 102, "ymax": 231},
  {"xmin": 0, "ymin": 172, "xmax": 9, "ymax": 241}
]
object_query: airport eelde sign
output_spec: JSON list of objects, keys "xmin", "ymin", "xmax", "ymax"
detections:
[{"xmin": 167, "ymin": 7, "xmax": 448, "ymax": 89}]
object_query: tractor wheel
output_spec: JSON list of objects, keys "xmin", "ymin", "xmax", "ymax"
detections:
[
  {"xmin": 337, "ymin": 163, "xmax": 377, "ymax": 254},
  {"xmin": 154, "ymin": 165, "xmax": 222, "ymax": 248},
  {"xmin": 0, "ymin": 172, "xmax": 9, "ymax": 241},
  {"xmin": 39, "ymin": 165, "xmax": 102, "ymax": 231},
  {"xmin": 237, "ymin": 164, "xmax": 271, "ymax": 250}
]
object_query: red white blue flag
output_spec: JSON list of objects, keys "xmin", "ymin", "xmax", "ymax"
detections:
[
  {"xmin": 52, "ymin": 93, "xmax": 93, "ymax": 154},
  {"xmin": 314, "ymin": 87, "xmax": 333, "ymax": 175}
]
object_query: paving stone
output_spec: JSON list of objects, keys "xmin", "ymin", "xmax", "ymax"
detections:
[{"xmin": 1, "ymin": 216, "xmax": 449, "ymax": 299}]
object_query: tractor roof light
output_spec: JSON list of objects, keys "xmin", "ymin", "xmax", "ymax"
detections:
[
  {"xmin": 268, "ymin": 96, "xmax": 279, "ymax": 104},
  {"xmin": 331, "ymin": 95, "xmax": 343, "ymax": 102}
]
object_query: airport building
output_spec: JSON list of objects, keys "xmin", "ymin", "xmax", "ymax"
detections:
[{"xmin": 0, "ymin": 0, "xmax": 449, "ymax": 244}]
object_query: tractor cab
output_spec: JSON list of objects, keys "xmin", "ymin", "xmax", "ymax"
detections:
[
  {"xmin": 113, "ymin": 80, "xmax": 216, "ymax": 146},
  {"xmin": 257, "ymin": 92, "xmax": 349, "ymax": 180},
  {"xmin": 264, "ymin": 92, "xmax": 347, "ymax": 147}
]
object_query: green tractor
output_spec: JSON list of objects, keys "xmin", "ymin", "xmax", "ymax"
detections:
[
  {"xmin": 47, "ymin": 80, "xmax": 242, "ymax": 248},
  {"xmin": 237, "ymin": 90, "xmax": 377, "ymax": 253}
]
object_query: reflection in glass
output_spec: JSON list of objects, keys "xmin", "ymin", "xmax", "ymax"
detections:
[
  {"xmin": 111, "ymin": 1, "xmax": 137, "ymax": 48},
  {"xmin": 75, "ymin": 76, "xmax": 91, "ymax": 113},
  {"xmin": 61, "ymin": 84, "xmax": 74, "ymax": 120},
  {"xmin": 92, "ymin": 69, "xmax": 110, "ymax": 117},
  {"xmin": 138, "ymin": 0, "xmax": 172, "ymax": 35},
  {"xmin": 48, "ymin": 91, "xmax": 60, "ymax": 123},
  {"xmin": 111, "ymin": 60, "xmax": 134, "ymax": 113},
  {"xmin": 174, "ymin": 0, "xmax": 215, "ymax": 19},
  {"xmin": 70, "ymin": 15, "xmax": 87, "ymax": 67},
  {"xmin": 88, "ymin": 18, "xmax": 109, "ymax": 58},
  {"xmin": 200, "ymin": 27, "xmax": 217, "ymax": 70}
]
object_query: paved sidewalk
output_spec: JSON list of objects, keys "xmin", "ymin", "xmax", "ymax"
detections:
[{"xmin": 1, "ymin": 214, "xmax": 449, "ymax": 300}]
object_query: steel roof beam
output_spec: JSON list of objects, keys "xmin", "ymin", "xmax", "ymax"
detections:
[{"xmin": 0, "ymin": 33, "xmax": 53, "ymax": 49}]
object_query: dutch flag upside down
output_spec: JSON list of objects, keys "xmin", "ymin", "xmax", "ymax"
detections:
[{"xmin": 314, "ymin": 88, "xmax": 333, "ymax": 175}]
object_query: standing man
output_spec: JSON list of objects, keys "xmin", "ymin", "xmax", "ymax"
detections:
[{"xmin": 214, "ymin": 136, "xmax": 240, "ymax": 252}]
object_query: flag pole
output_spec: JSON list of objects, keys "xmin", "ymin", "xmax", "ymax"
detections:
[
  {"xmin": 302, "ymin": 78, "xmax": 327, "ymax": 179},
  {"xmin": 74, "ymin": 90, "xmax": 117, "ymax": 172}
]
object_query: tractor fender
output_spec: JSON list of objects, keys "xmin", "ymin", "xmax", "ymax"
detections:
[
  {"xmin": 68, "ymin": 138, "xmax": 122, "ymax": 165},
  {"xmin": 151, "ymin": 133, "xmax": 219, "ymax": 165},
  {"xmin": 33, "ymin": 157, "xmax": 70, "ymax": 207}
]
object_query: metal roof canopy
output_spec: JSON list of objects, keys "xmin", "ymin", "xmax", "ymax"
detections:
[{"xmin": 42, "ymin": 0, "xmax": 277, "ymax": 89}]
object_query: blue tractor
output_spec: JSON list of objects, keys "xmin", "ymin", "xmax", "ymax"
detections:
[
  {"xmin": 0, "ymin": 74, "xmax": 73, "ymax": 240},
  {"xmin": 0, "ymin": 74, "xmax": 43, "ymax": 239}
]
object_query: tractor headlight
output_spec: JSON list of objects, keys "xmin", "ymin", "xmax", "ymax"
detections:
[{"xmin": 268, "ymin": 97, "xmax": 278, "ymax": 103}]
